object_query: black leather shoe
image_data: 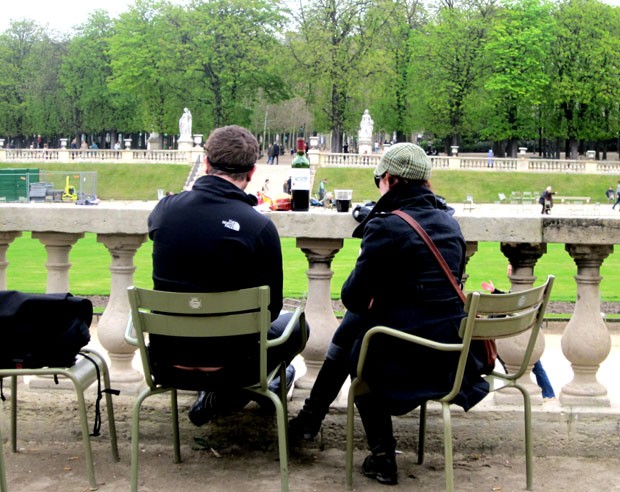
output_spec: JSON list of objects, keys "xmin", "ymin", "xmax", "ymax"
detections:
[
  {"xmin": 188, "ymin": 391, "xmax": 217, "ymax": 427},
  {"xmin": 362, "ymin": 452, "xmax": 398, "ymax": 486},
  {"xmin": 289, "ymin": 408, "xmax": 323, "ymax": 441}
]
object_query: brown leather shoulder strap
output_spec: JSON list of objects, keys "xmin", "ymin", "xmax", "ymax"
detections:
[{"xmin": 392, "ymin": 210, "xmax": 466, "ymax": 304}]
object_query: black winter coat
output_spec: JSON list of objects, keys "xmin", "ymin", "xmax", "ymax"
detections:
[
  {"xmin": 342, "ymin": 182, "xmax": 488, "ymax": 412},
  {"xmin": 147, "ymin": 175, "xmax": 283, "ymax": 368}
]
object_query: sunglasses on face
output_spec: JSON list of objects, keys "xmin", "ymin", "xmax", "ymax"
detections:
[{"xmin": 374, "ymin": 173, "xmax": 385, "ymax": 188}]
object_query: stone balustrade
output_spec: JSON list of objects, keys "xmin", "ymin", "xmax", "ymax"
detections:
[
  {"xmin": 0, "ymin": 202, "xmax": 616, "ymax": 408},
  {"xmin": 4, "ymin": 146, "xmax": 620, "ymax": 174},
  {"xmin": 314, "ymin": 152, "xmax": 620, "ymax": 174},
  {"xmin": 0, "ymin": 147, "xmax": 201, "ymax": 165}
]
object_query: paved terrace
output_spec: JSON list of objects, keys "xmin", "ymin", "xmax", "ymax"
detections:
[{"xmin": 1, "ymin": 199, "xmax": 620, "ymax": 490}]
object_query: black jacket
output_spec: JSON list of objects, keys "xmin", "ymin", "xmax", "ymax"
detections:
[
  {"xmin": 147, "ymin": 175, "xmax": 283, "ymax": 369},
  {"xmin": 148, "ymin": 174, "xmax": 283, "ymax": 318},
  {"xmin": 342, "ymin": 183, "xmax": 488, "ymax": 411}
]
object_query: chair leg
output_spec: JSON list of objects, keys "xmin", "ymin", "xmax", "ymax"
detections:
[
  {"xmin": 345, "ymin": 381, "xmax": 358, "ymax": 490},
  {"xmin": 418, "ymin": 401, "xmax": 427, "ymax": 465},
  {"xmin": 517, "ymin": 384, "xmax": 534, "ymax": 491},
  {"xmin": 69, "ymin": 373, "xmax": 98, "ymax": 490},
  {"xmin": 441, "ymin": 402, "xmax": 454, "ymax": 492},
  {"xmin": 171, "ymin": 389, "xmax": 181, "ymax": 464},
  {"xmin": 9, "ymin": 377, "xmax": 17, "ymax": 455},
  {"xmin": 272, "ymin": 389, "xmax": 289, "ymax": 492},
  {"xmin": 278, "ymin": 363, "xmax": 289, "ymax": 451},
  {"xmin": 131, "ymin": 387, "xmax": 156, "ymax": 492},
  {"xmin": 101, "ymin": 363, "xmax": 120, "ymax": 462},
  {"xmin": 0, "ymin": 412, "xmax": 8, "ymax": 492}
]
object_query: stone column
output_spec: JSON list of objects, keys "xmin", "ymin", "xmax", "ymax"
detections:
[
  {"xmin": 0, "ymin": 232, "xmax": 22, "ymax": 290},
  {"xmin": 496, "ymin": 242, "xmax": 548, "ymax": 403},
  {"xmin": 27, "ymin": 233, "xmax": 84, "ymax": 389},
  {"xmin": 462, "ymin": 241, "xmax": 478, "ymax": 289},
  {"xmin": 296, "ymin": 238, "xmax": 343, "ymax": 387},
  {"xmin": 32, "ymin": 232, "xmax": 84, "ymax": 293},
  {"xmin": 560, "ymin": 244, "xmax": 612, "ymax": 406},
  {"xmin": 97, "ymin": 233, "xmax": 147, "ymax": 390}
]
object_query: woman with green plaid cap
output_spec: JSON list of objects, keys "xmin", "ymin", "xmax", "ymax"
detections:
[{"xmin": 290, "ymin": 143, "xmax": 488, "ymax": 485}]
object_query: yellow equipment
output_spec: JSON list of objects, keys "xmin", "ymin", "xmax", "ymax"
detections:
[{"xmin": 62, "ymin": 176, "xmax": 78, "ymax": 201}]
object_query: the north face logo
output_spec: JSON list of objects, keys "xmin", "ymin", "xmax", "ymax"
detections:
[{"xmin": 222, "ymin": 219, "xmax": 240, "ymax": 231}]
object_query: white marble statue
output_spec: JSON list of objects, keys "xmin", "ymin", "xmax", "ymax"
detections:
[
  {"xmin": 179, "ymin": 108, "xmax": 192, "ymax": 139},
  {"xmin": 359, "ymin": 109, "xmax": 374, "ymax": 141}
]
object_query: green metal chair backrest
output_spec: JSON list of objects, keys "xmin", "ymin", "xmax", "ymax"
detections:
[
  {"xmin": 126, "ymin": 286, "xmax": 272, "ymax": 391},
  {"xmin": 455, "ymin": 275, "xmax": 555, "ymax": 389},
  {"xmin": 430, "ymin": 274, "xmax": 554, "ymax": 403}
]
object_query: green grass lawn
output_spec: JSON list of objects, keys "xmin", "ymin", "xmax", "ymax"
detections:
[
  {"xmin": 6, "ymin": 233, "xmax": 620, "ymax": 305},
  {"xmin": 3, "ymin": 162, "xmax": 619, "ymax": 306}
]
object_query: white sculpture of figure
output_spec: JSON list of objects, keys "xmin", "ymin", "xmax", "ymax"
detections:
[
  {"xmin": 359, "ymin": 109, "xmax": 374, "ymax": 141},
  {"xmin": 179, "ymin": 108, "xmax": 192, "ymax": 139}
]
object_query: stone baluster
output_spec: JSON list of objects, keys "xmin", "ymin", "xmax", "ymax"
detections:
[
  {"xmin": 462, "ymin": 241, "xmax": 478, "ymax": 289},
  {"xmin": 296, "ymin": 238, "xmax": 343, "ymax": 387},
  {"xmin": 27, "ymin": 233, "xmax": 84, "ymax": 389},
  {"xmin": 560, "ymin": 244, "xmax": 612, "ymax": 406},
  {"xmin": 32, "ymin": 232, "xmax": 84, "ymax": 293},
  {"xmin": 0, "ymin": 232, "xmax": 22, "ymax": 290},
  {"xmin": 97, "ymin": 233, "xmax": 147, "ymax": 390},
  {"xmin": 494, "ymin": 242, "xmax": 548, "ymax": 403}
]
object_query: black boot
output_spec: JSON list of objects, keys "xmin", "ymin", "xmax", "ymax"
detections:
[
  {"xmin": 188, "ymin": 391, "xmax": 217, "ymax": 427},
  {"xmin": 362, "ymin": 448, "xmax": 398, "ymax": 486},
  {"xmin": 289, "ymin": 358, "xmax": 349, "ymax": 441}
]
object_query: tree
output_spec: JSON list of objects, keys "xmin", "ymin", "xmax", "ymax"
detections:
[
  {"xmin": 288, "ymin": 0, "xmax": 392, "ymax": 151},
  {"xmin": 547, "ymin": 0, "xmax": 620, "ymax": 159},
  {"xmin": 0, "ymin": 20, "xmax": 48, "ymax": 143},
  {"xmin": 409, "ymin": 2, "xmax": 493, "ymax": 150},
  {"xmin": 479, "ymin": 0, "xmax": 555, "ymax": 156},
  {"xmin": 60, "ymin": 10, "xmax": 138, "ymax": 145},
  {"xmin": 109, "ymin": 0, "xmax": 180, "ymax": 135},
  {"xmin": 365, "ymin": 0, "xmax": 426, "ymax": 143},
  {"xmin": 179, "ymin": 0, "xmax": 289, "ymax": 131}
]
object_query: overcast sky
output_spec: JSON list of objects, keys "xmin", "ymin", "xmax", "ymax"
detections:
[
  {"xmin": 0, "ymin": 0, "xmax": 188, "ymax": 34},
  {"xmin": 1, "ymin": 0, "xmax": 619, "ymax": 35}
]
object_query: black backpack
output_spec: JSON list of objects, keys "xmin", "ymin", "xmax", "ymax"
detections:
[{"xmin": 0, "ymin": 291, "xmax": 92, "ymax": 369}]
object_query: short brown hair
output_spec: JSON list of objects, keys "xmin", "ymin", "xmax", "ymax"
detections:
[{"xmin": 205, "ymin": 125, "xmax": 259, "ymax": 175}]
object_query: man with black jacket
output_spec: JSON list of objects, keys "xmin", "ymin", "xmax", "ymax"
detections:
[{"xmin": 148, "ymin": 125, "xmax": 307, "ymax": 425}]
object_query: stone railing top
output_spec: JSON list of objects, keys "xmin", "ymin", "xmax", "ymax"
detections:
[{"xmin": 1, "ymin": 202, "xmax": 619, "ymax": 245}]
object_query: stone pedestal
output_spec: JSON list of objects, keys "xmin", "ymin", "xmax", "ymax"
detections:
[
  {"xmin": 28, "ymin": 232, "xmax": 84, "ymax": 389},
  {"xmin": 32, "ymin": 232, "xmax": 84, "ymax": 294},
  {"xmin": 358, "ymin": 138, "xmax": 372, "ymax": 158},
  {"xmin": 178, "ymin": 138, "xmax": 193, "ymax": 152},
  {"xmin": 96, "ymin": 233, "xmax": 147, "ymax": 392},
  {"xmin": 0, "ymin": 232, "xmax": 22, "ymax": 290},
  {"xmin": 296, "ymin": 238, "xmax": 343, "ymax": 388},
  {"xmin": 462, "ymin": 241, "xmax": 478, "ymax": 289},
  {"xmin": 494, "ymin": 242, "xmax": 548, "ymax": 404},
  {"xmin": 147, "ymin": 133, "xmax": 162, "ymax": 150},
  {"xmin": 560, "ymin": 244, "xmax": 612, "ymax": 406}
]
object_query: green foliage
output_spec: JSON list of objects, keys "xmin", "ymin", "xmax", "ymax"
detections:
[
  {"xmin": 478, "ymin": 0, "xmax": 555, "ymax": 149},
  {"xmin": 1, "ymin": 0, "xmax": 620, "ymax": 156}
]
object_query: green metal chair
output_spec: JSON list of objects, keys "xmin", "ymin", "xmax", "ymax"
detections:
[
  {"xmin": 0, "ymin": 348, "xmax": 120, "ymax": 490},
  {"xmin": 346, "ymin": 275, "xmax": 555, "ymax": 492},
  {"xmin": 126, "ymin": 285, "xmax": 307, "ymax": 492},
  {"xmin": 0, "ymin": 413, "xmax": 6, "ymax": 492}
]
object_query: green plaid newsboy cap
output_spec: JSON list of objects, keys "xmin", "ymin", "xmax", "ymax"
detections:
[{"xmin": 374, "ymin": 143, "xmax": 432, "ymax": 181}]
